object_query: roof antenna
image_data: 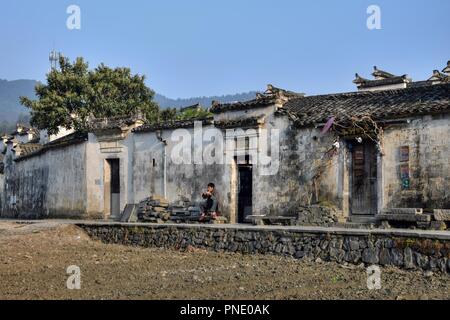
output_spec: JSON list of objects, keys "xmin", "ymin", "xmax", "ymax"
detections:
[{"xmin": 49, "ymin": 45, "xmax": 62, "ymax": 71}]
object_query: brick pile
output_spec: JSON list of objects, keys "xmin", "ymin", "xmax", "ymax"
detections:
[{"xmin": 137, "ymin": 195, "xmax": 171, "ymax": 223}]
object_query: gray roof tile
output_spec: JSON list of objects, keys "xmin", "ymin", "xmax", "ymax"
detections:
[{"xmin": 281, "ymin": 83, "xmax": 450, "ymax": 127}]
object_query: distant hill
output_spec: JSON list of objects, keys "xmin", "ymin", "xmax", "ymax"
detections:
[
  {"xmin": 0, "ymin": 79, "xmax": 37, "ymax": 122},
  {"xmin": 154, "ymin": 92, "xmax": 258, "ymax": 109},
  {"xmin": 0, "ymin": 78, "xmax": 258, "ymax": 133}
]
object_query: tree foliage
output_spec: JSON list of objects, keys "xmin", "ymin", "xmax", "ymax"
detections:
[
  {"xmin": 157, "ymin": 106, "xmax": 212, "ymax": 122},
  {"xmin": 20, "ymin": 56, "xmax": 159, "ymax": 135},
  {"xmin": 175, "ymin": 107, "xmax": 212, "ymax": 120},
  {"xmin": 158, "ymin": 108, "xmax": 178, "ymax": 122}
]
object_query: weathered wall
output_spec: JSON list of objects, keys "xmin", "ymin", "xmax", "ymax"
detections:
[
  {"xmin": 253, "ymin": 115, "xmax": 341, "ymax": 217},
  {"xmin": 2, "ymin": 109, "xmax": 448, "ymax": 222},
  {"xmin": 1, "ymin": 142, "xmax": 88, "ymax": 219},
  {"xmin": 132, "ymin": 125, "xmax": 231, "ymax": 217},
  {"xmin": 382, "ymin": 114, "xmax": 450, "ymax": 210},
  {"xmin": 0, "ymin": 173, "xmax": 4, "ymax": 213},
  {"xmin": 214, "ymin": 105, "xmax": 343, "ymax": 218},
  {"xmin": 80, "ymin": 223, "xmax": 450, "ymax": 273},
  {"xmin": 131, "ymin": 108, "xmax": 343, "ymax": 223}
]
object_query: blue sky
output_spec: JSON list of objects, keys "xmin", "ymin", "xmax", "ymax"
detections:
[{"xmin": 0, "ymin": 0, "xmax": 449, "ymax": 98}]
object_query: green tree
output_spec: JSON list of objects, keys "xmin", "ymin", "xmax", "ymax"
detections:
[
  {"xmin": 159, "ymin": 108, "xmax": 178, "ymax": 122},
  {"xmin": 20, "ymin": 56, "xmax": 159, "ymax": 135},
  {"xmin": 175, "ymin": 107, "xmax": 212, "ymax": 120}
]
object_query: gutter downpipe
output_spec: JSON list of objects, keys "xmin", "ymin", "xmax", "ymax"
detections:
[
  {"xmin": 163, "ymin": 141, "xmax": 167, "ymax": 199},
  {"xmin": 157, "ymin": 130, "xmax": 168, "ymax": 199}
]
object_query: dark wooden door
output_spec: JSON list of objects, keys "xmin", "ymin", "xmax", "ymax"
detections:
[
  {"xmin": 238, "ymin": 165, "xmax": 253, "ymax": 223},
  {"xmin": 351, "ymin": 141, "xmax": 377, "ymax": 215},
  {"xmin": 107, "ymin": 159, "xmax": 120, "ymax": 218}
]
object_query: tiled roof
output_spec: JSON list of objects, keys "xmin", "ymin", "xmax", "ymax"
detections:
[
  {"xmin": 15, "ymin": 132, "xmax": 88, "ymax": 162},
  {"xmin": 209, "ymin": 96, "xmax": 275, "ymax": 114},
  {"xmin": 407, "ymin": 80, "xmax": 433, "ymax": 88},
  {"xmin": 5, "ymin": 138, "xmax": 18, "ymax": 145},
  {"xmin": 11, "ymin": 124, "xmax": 38, "ymax": 137},
  {"xmin": 428, "ymin": 70, "xmax": 450, "ymax": 83},
  {"xmin": 209, "ymin": 84, "xmax": 304, "ymax": 114},
  {"xmin": 88, "ymin": 114, "xmax": 144, "ymax": 131},
  {"xmin": 133, "ymin": 117, "xmax": 214, "ymax": 133},
  {"xmin": 15, "ymin": 143, "xmax": 43, "ymax": 156},
  {"xmin": 214, "ymin": 116, "xmax": 266, "ymax": 129},
  {"xmin": 355, "ymin": 75, "xmax": 410, "ymax": 89},
  {"xmin": 372, "ymin": 66, "xmax": 397, "ymax": 79},
  {"xmin": 353, "ymin": 66, "xmax": 411, "ymax": 90},
  {"xmin": 281, "ymin": 83, "xmax": 450, "ymax": 127}
]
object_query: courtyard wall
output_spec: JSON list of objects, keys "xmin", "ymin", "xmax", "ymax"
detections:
[{"xmin": 80, "ymin": 222, "xmax": 450, "ymax": 273}]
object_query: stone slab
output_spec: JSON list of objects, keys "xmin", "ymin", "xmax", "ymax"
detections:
[
  {"xmin": 382, "ymin": 208, "xmax": 423, "ymax": 215},
  {"xmin": 434, "ymin": 209, "xmax": 450, "ymax": 222},
  {"xmin": 120, "ymin": 204, "xmax": 138, "ymax": 223},
  {"xmin": 377, "ymin": 214, "xmax": 431, "ymax": 223}
]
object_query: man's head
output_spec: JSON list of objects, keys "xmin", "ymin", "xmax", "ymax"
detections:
[{"xmin": 207, "ymin": 183, "xmax": 215, "ymax": 193}]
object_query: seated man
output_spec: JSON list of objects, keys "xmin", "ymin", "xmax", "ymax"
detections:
[{"xmin": 199, "ymin": 183, "xmax": 219, "ymax": 221}]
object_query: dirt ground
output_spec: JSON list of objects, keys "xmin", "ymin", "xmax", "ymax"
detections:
[{"xmin": 0, "ymin": 221, "xmax": 448, "ymax": 300}]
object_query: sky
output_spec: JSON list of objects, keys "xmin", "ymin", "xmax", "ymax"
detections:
[{"xmin": 0, "ymin": 0, "xmax": 449, "ymax": 98}]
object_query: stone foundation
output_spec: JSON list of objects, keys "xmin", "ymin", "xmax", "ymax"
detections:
[{"xmin": 79, "ymin": 223, "xmax": 450, "ymax": 273}]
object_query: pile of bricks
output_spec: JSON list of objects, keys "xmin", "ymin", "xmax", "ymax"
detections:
[
  {"xmin": 137, "ymin": 195, "xmax": 171, "ymax": 223},
  {"xmin": 136, "ymin": 195, "xmax": 228, "ymax": 224}
]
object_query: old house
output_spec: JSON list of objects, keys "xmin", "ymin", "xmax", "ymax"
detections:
[{"xmin": 1, "ymin": 62, "xmax": 449, "ymax": 228}]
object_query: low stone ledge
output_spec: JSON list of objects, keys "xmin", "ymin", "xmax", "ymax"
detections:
[{"xmin": 77, "ymin": 222, "xmax": 450, "ymax": 273}]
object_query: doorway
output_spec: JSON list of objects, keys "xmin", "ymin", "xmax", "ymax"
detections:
[
  {"xmin": 237, "ymin": 157, "xmax": 253, "ymax": 223},
  {"xmin": 350, "ymin": 140, "xmax": 378, "ymax": 215},
  {"xmin": 104, "ymin": 159, "xmax": 120, "ymax": 219}
]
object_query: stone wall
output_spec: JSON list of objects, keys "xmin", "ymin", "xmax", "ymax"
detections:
[
  {"xmin": 296, "ymin": 205, "xmax": 340, "ymax": 226},
  {"xmin": 80, "ymin": 223, "xmax": 450, "ymax": 273}
]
